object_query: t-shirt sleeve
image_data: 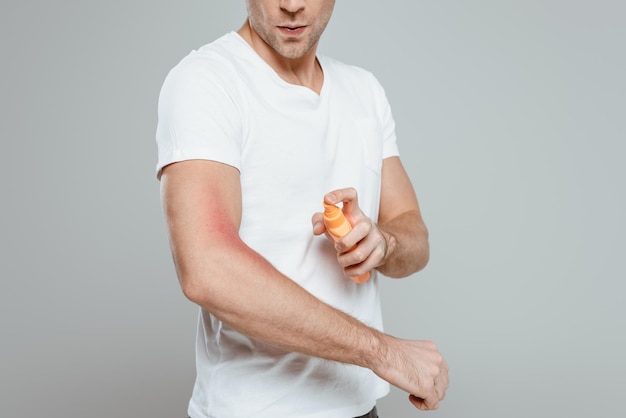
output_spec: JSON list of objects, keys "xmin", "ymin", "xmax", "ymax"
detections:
[
  {"xmin": 370, "ymin": 73, "xmax": 400, "ymax": 160},
  {"xmin": 381, "ymin": 92, "xmax": 400, "ymax": 160},
  {"xmin": 155, "ymin": 55, "xmax": 242, "ymax": 179}
]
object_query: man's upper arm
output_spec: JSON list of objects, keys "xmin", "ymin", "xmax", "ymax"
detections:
[
  {"xmin": 376, "ymin": 156, "xmax": 429, "ymax": 276},
  {"xmin": 378, "ymin": 156, "xmax": 422, "ymax": 224},
  {"xmin": 160, "ymin": 159, "xmax": 242, "ymax": 295}
]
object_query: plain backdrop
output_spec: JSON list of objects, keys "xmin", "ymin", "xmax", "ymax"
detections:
[{"xmin": 1, "ymin": 1, "xmax": 624, "ymax": 417}]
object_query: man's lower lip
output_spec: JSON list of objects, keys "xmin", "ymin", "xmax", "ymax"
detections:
[{"xmin": 278, "ymin": 26, "xmax": 306, "ymax": 36}]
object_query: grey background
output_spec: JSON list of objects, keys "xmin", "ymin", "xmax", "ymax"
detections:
[{"xmin": 1, "ymin": 1, "xmax": 624, "ymax": 417}]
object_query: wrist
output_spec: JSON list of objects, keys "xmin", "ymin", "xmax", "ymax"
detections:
[
  {"xmin": 361, "ymin": 329, "xmax": 392, "ymax": 373},
  {"xmin": 378, "ymin": 228, "xmax": 397, "ymax": 269}
]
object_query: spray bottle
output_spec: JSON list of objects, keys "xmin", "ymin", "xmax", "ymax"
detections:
[{"xmin": 322, "ymin": 202, "xmax": 371, "ymax": 284}]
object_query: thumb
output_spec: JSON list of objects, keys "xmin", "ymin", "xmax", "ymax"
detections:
[
  {"xmin": 311, "ymin": 212, "xmax": 326, "ymax": 236},
  {"xmin": 409, "ymin": 394, "xmax": 439, "ymax": 411}
]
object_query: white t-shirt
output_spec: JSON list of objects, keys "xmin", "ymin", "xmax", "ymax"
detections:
[{"xmin": 156, "ymin": 32, "xmax": 400, "ymax": 418}]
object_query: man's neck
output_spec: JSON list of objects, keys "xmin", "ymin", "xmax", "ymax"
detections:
[{"xmin": 237, "ymin": 21, "xmax": 324, "ymax": 94}]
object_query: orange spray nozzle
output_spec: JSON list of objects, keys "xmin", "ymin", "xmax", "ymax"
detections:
[{"xmin": 323, "ymin": 202, "xmax": 351, "ymax": 236}]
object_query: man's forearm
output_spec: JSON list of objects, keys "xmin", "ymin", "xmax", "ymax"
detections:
[
  {"xmin": 177, "ymin": 235, "xmax": 388, "ymax": 372},
  {"xmin": 377, "ymin": 209, "xmax": 429, "ymax": 278}
]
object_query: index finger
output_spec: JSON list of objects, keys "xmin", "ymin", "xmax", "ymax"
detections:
[
  {"xmin": 324, "ymin": 187, "xmax": 357, "ymax": 206},
  {"xmin": 324, "ymin": 188, "xmax": 362, "ymax": 221}
]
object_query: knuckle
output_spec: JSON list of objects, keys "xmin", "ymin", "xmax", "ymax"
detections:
[
  {"xmin": 422, "ymin": 381, "xmax": 434, "ymax": 394},
  {"xmin": 373, "ymin": 244, "xmax": 386, "ymax": 261},
  {"xmin": 351, "ymin": 248, "xmax": 366, "ymax": 263},
  {"xmin": 423, "ymin": 340, "xmax": 436, "ymax": 350},
  {"xmin": 428, "ymin": 365, "xmax": 440, "ymax": 378}
]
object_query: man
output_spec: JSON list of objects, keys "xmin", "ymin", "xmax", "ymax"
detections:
[{"xmin": 156, "ymin": 1, "xmax": 449, "ymax": 417}]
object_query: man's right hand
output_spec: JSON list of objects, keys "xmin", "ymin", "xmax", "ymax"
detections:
[{"xmin": 373, "ymin": 337, "xmax": 449, "ymax": 410}]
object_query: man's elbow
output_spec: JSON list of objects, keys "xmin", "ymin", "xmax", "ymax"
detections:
[
  {"xmin": 414, "ymin": 241, "xmax": 430, "ymax": 274},
  {"xmin": 173, "ymin": 255, "xmax": 220, "ymax": 307},
  {"xmin": 174, "ymin": 240, "xmax": 249, "ymax": 308},
  {"xmin": 413, "ymin": 225, "xmax": 430, "ymax": 273},
  {"xmin": 179, "ymin": 274, "xmax": 207, "ymax": 305}
]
